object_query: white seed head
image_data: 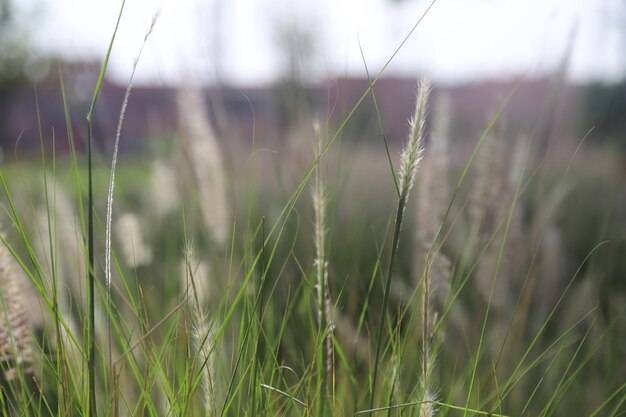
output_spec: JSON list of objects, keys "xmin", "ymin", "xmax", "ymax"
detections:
[{"xmin": 398, "ymin": 78, "xmax": 430, "ymax": 202}]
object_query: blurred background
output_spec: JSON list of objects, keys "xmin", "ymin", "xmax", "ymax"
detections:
[{"xmin": 1, "ymin": 0, "xmax": 625, "ymax": 155}]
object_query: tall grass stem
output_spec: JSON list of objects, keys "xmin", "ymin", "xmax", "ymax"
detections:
[{"xmin": 370, "ymin": 78, "xmax": 430, "ymax": 409}]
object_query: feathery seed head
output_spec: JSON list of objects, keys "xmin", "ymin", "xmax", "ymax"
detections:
[{"xmin": 398, "ymin": 78, "xmax": 430, "ymax": 202}]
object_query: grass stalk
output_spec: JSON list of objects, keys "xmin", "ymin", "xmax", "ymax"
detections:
[
  {"xmin": 104, "ymin": 12, "xmax": 157, "ymax": 381},
  {"xmin": 85, "ymin": 1, "xmax": 126, "ymax": 415},
  {"xmin": 370, "ymin": 78, "xmax": 430, "ymax": 409}
]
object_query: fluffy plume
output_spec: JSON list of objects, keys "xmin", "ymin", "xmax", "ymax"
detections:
[{"xmin": 398, "ymin": 78, "xmax": 430, "ymax": 204}]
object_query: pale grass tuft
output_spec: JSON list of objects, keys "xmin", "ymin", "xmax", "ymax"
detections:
[
  {"xmin": 177, "ymin": 87, "xmax": 230, "ymax": 247},
  {"xmin": 114, "ymin": 212, "xmax": 153, "ymax": 268},
  {"xmin": 417, "ymin": 92, "xmax": 450, "ymax": 249},
  {"xmin": 38, "ymin": 181, "xmax": 86, "ymax": 297},
  {"xmin": 312, "ymin": 122, "xmax": 333, "ymax": 380},
  {"xmin": 150, "ymin": 159, "xmax": 180, "ymax": 218},
  {"xmin": 34, "ymin": 183, "xmax": 85, "ymax": 368},
  {"xmin": 0, "ymin": 237, "xmax": 35, "ymax": 383},
  {"xmin": 179, "ymin": 247, "xmax": 211, "ymax": 307},
  {"xmin": 181, "ymin": 244, "xmax": 217, "ymax": 416}
]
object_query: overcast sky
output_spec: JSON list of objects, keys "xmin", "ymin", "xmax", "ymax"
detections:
[{"xmin": 22, "ymin": 0, "xmax": 626, "ymax": 86}]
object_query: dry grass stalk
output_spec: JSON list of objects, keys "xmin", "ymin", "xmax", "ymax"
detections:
[
  {"xmin": 414, "ymin": 90, "xmax": 454, "ymax": 417},
  {"xmin": 417, "ymin": 92, "xmax": 451, "ymax": 249},
  {"xmin": 474, "ymin": 135, "xmax": 527, "ymax": 311},
  {"xmin": 470, "ymin": 131, "xmax": 508, "ymax": 304},
  {"xmin": 468, "ymin": 132, "xmax": 505, "ymax": 234},
  {"xmin": 416, "ymin": 90, "xmax": 453, "ymax": 308}
]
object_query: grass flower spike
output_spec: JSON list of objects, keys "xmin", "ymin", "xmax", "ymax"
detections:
[
  {"xmin": 398, "ymin": 78, "xmax": 430, "ymax": 204},
  {"xmin": 371, "ymin": 77, "xmax": 430, "ymax": 408}
]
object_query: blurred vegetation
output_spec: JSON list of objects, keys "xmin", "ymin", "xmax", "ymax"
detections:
[
  {"xmin": 0, "ymin": 0, "xmax": 48, "ymax": 87},
  {"xmin": 578, "ymin": 81, "xmax": 626, "ymax": 152}
]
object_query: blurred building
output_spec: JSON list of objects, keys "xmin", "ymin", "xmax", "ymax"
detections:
[{"xmin": 0, "ymin": 60, "xmax": 585, "ymax": 159}]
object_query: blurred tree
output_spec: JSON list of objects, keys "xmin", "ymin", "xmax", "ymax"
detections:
[
  {"xmin": 0, "ymin": 0, "xmax": 45, "ymax": 152},
  {"xmin": 0, "ymin": 0, "xmax": 33, "ymax": 87},
  {"xmin": 272, "ymin": 18, "xmax": 317, "ymax": 128},
  {"xmin": 578, "ymin": 82, "xmax": 626, "ymax": 151},
  {"xmin": 599, "ymin": 0, "xmax": 626, "ymax": 80}
]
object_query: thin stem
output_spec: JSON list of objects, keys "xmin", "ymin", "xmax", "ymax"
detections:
[
  {"xmin": 84, "ymin": 2, "xmax": 127, "ymax": 415},
  {"xmin": 370, "ymin": 197, "xmax": 407, "ymax": 410}
]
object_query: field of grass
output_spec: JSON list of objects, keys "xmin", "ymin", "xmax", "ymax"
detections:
[{"xmin": 0, "ymin": 4, "xmax": 625, "ymax": 417}]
